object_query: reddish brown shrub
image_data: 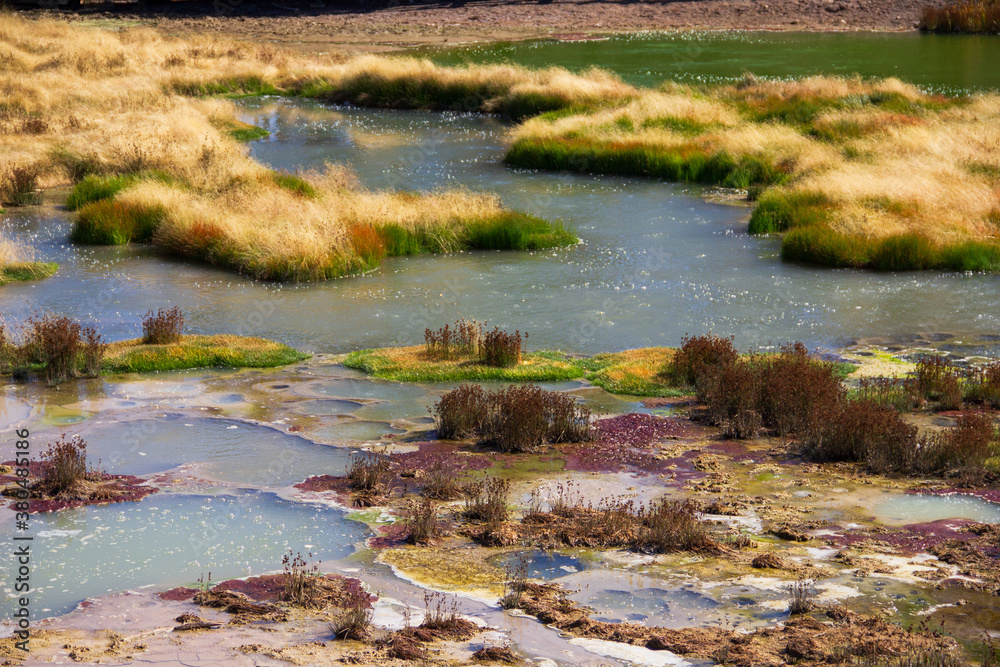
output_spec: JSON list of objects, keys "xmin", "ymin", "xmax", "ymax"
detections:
[
  {"xmin": 433, "ymin": 383, "xmax": 487, "ymax": 439},
  {"xmin": 27, "ymin": 314, "xmax": 81, "ymax": 386},
  {"xmin": 917, "ymin": 411, "xmax": 998, "ymax": 484},
  {"xmin": 667, "ymin": 333, "xmax": 738, "ymax": 400},
  {"xmin": 757, "ymin": 343, "xmax": 843, "ymax": 436},
  {"xmin": 434, "ymin": 383, "xmax": 591, "ymax": 452},
  {"xmin": 142, "ymin": 306, "xmax": 184, "ymax": 344},
  {"xmin": 479, "ymin": 326, "xmax": 525, "ymax": 368},
  {"xmin": 40, "ymin": 435, "xmax": 90, "ymax": 494},
  {"xmin": 804, "ymin": 399, "xmax": 918, "ymax": 474}
]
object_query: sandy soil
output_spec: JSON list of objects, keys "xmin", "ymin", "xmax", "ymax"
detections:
[{"xmin": 22, "ymin": 0, "xmax": 943, "ymax": 56}]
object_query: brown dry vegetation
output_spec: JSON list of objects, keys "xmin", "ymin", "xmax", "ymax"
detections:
[{"xmin": 0, "ymin": 15, "xmax": 573, "ymax": 280}]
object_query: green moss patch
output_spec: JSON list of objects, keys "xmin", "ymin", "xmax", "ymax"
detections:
[
  {"xmin": 102, "ymin": 334, "xmax": 308, "ymax": 374},
  {"xmin": 345, "ymin": 345, "xmax": 693, "ymax": 397},
  {"xmin": 211, "ymin": 117, "xmax": 270, "ymax": 142},
  {"xmin": 72, "ymin": 199, "xmax": 167, "ymax": 245}
]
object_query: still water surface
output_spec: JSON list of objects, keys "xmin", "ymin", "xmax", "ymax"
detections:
[{"xmin": 424, "ymin": 31, "xmax": 1000, "ymax": 94}]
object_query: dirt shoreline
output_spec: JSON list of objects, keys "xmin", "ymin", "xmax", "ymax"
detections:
[{"xmin": 23, "ymin": 0, "xmax": 944, "ymax": 55}]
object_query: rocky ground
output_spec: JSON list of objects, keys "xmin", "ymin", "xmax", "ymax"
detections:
[{"xmin": 20, "ymin": 0, "xmax": 945, "ymax": 56}]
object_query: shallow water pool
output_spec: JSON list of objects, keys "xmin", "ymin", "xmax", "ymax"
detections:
[
  {"xmin": 78, "ymin": 416, "xmax": 353, "ymax": 487},
  {"xmin": 872, "ymin": 493, "xmax": 1000, "ymax": 525},
  {"xmin": 0, "ymin": 491, "xmax": 369, "ymax": 617}
]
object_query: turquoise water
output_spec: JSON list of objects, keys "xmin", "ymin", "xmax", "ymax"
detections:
[
  {"xmin": 0, "ymin": 491, "xmax": 369, "ymax": 617},
  {"xmin": 873, "ymin": 493, "xmax": 1000, "ymax": 525},
  {"xmin": 78, "ymin": 416, "xmax": 354, "ymax": 487}
]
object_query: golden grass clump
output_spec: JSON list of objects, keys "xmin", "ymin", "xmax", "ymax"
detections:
[
  {"xmin": 508, "ymin": 72, "xmax": 1000, "ymax": 270},
  {"xmin": 0, "ymin": 15, "xmax": 574, "ymax": 281},
  {"xmin": 7, "ymin": 13, "xmax": 1000, "ymax": 273}
]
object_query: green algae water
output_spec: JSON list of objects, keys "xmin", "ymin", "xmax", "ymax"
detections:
[{"xmin": 425, "ymin": 32, "xmax": 1000, "ymax": 94}]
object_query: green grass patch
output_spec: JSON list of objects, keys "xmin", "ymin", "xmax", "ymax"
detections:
[
  {"xmin": 748, "ymin": 189, "xmax": 833, "ymax": 234},
  {"xmin": 780, "ymin": 225, "xmax": 868, "ymax": 267},
  {"xmin": 65, "ymin": 174, "xmax": 139, "ymax": 211},
  {"xmin": 750, "ymin": 187, "xmax": 1000, "ymax": 271},
  {"xmin": 291, "ymin": 75, "xmax": 576, "ymax": 120},
  {"xmin": 809, "ymin": 118, "xmax": 867, "ymax": 143},
  {"xmin": 920, "ymin": 0, "xmax": 1000, "ymax": 33},
  {"xmin": 640, "ymin": 115, "xmax": 716, "ymax": 136},
  {"xmin": 229, "ymin": 125, "xmax": 270, "ymax": 142},
  {"xmin": 742, "ymin": 95, "xmax": 832, "ymax": 126},
  {"xmin": 72, "ymin": 199, "xmax": 167, "ymax": 245},
  {"xmin": 169, "ymin": 75, "xmax": 282, "ymax": 98},
  {"xmin": 102, "ymin": 334, "xmax": 309, "ymax": 374},
  {"xmin": 462, "ymin": 212, "xmax": 577, "ymax": 251},
  {"xmin": 270, "ymin": 171, "xmax": 317, "ymax": 198},
  {"xmin": 966, "ymin": 161, "xmax": 1000, "ymax": 180},
  {"xmin": 937, "ymin": 239, "xmax": 1000, "ymax": 271},
  {"xmin": 869, "ymin": 233, "xmax": 939, "ymax": 271},
  {"xmin": 345, "ymin": 345, "xmax": 697, "ymax": 396},
  {"xmin": 0, "ymin": 261, "xmax": 58, "ymax": 285},
  {"xmin": 342, "ymin": 345, "xmax": 584, "ymax": 382},
  {"xmin": 505, "ymin": 138, "xmax": 788, "ymax": 189},
  {"xmin": 779, "ymin": 226, "xmax": 1000, "ymax": 271},
  {"xmin": 377, "ymin": 224, "xmax": 445, "ymax": 255},
  {"xmin": 208, "ymin": 115, "xmax": 270, "ymax": 142},
  {"xmin": 212, "ymin": 118, "xmax": 271, "ymax": 141},
  {"xmin": 580, "ymin": 347, "xmax": 687, "ymax": 397},
  {"xmin": 65, "ymin": 171, "xmax": 175, "ymax": 211}
]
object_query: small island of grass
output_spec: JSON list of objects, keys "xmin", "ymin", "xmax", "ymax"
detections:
[
  {"xmin": 0, "ymin": 260, "xmax": 57, "ymax": 286},
  {"xmin": 103, "ymin": 334, "xmax": 309, "ymax": 374},
  {"xmin": 342, "ymin": 320, "xmax": 689, "ymax": 394},
  {"xmin": 2, "ymin": 308, "xmax": 308, "ymax": 385},
  {"xmin": 0, "ymin": 236, "xmax": 57, "ymax": 286},
  {"xmin": 343, "ymin": 345, "xmax": 584, "ymax": 383}
]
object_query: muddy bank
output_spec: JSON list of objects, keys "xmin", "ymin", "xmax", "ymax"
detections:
[{"xmin": 24, "ymin": 0, "xmax": 941, "ymax": 57}]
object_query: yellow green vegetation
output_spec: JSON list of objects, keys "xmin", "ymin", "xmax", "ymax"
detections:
[
  {"xmin": 507, "ymin": 77, "xmax": 1000, "ymax": 271},
  {"xmin": 344, "ymin": 343, "xmax": 691, "ymax": 396},
  {"xmin": 581, "ymin": 347, "xmax": 685, "ymax": 397},
  {"xmin": 343, "ymin": 345, "xmax": 584, "ymax": 382},
  {"xmin": 0, "ymin": 16, "xmax": 574, "ymax": 281},
  {"xmin": 0, "ymin": 236, "xmax": 57, "ymax": 285},
  {"xmin": 102, "ymin": 334, "xmax": 308, "ymax": 373},
  {"xmin": 377, "ymin": 546, "xmax": 507, "ymax": 598}
]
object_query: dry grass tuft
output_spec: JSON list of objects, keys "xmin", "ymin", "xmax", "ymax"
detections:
[
  {"xmin": 0, "ymin": 15, "xmax": 572, "ymax": 281},
  {"xmin": 509, "ymin": 73, "xmax": 1000, "ymax": 269}
]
